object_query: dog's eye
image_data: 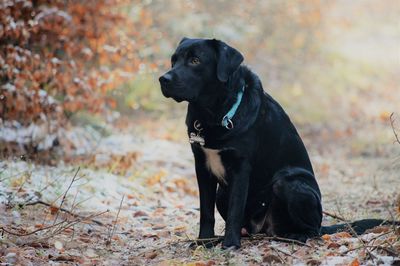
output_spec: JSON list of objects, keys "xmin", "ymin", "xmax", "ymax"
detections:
[{"xmin": 189, "ymin": 57, "xmax": 200, "ymax": 65}]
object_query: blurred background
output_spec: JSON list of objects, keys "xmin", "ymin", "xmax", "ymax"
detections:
[
  {"xmin": 1, "ymin": 1, "xmax": 399, "ymax": 264},
  {"xmin": 1, "ymin": 0, "xmax": 399, "ymax": 159}
]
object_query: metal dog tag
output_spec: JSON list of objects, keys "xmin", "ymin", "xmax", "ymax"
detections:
[
  {"xmin": 189, "ymin": 120, "xmax": 205, "ymax": 146},
  {"xmin": 189, "ymin": 132, "xmax": 205, "ymax": 146}
]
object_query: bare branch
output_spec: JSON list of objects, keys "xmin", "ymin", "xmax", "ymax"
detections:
[
  {"xmin": 53, "ymin": 167, "xmax": 80, "ymax": 225},
  {"xmin": 22, "ymin": 200, "xmax": 105, "ymax": 226},
  {"xmin": 390, "ymin": 112, "xmax": 400, "ymax": 145},
  {"xmin": 1, "ymin": 210, "xmax": 108, "ymax": 237},
  {"xmin": 106, "ymin": 194, "xmax": 125, "ymax": 246},
  {"xmin": 323, "ymin": 210, "xmax": 348, "ymax": 222}
]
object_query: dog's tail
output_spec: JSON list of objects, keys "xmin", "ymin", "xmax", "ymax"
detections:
[{"xmin": 320, "ymin": 219, "xmax": 399, "ymax": 235}]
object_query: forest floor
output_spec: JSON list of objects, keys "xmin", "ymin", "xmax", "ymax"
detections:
[{"xmin": 0, "ymin": 112, "xmax": 399, "ymax": 265}]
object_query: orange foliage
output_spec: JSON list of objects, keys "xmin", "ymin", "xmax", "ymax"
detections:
[{"xmin": 0, "ymin": 0, "xmax": 159, "ymax": 125}]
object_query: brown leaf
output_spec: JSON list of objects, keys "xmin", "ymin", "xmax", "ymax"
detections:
[
  {"xmin": 156, "ymin": 230, "xmax": 170, "ymax": 238},
  {"xmin": 306, "ymin": 259, "xmax": 321, "ymax": 266},
  {"xmin": 327, "ymin": 241, "xmax": 341, "ymax": 249},
  {"xmin": 263, "ymin": 253, "xmax": 282, "ymax": 264},
  {"xmin": 365, "ymin": 226, "xmax": 390, "ymax": 234},
  {"xmin": 321, "ymin": 234, "xmax": 331, "ymax": 241},
  {"xmin": 133, "ymin": 210, "xmax": 148, "ymax": 217},
  {"xmin": 145, "ymin": 251, "xmax": 157, "ymax": 259},
  {"xmin": 49, "ymin": 206, "xmax": 59, "ymax": 215},
  {"xmin": 349, "ymin": 258, "xmax": 360, "ymax": 266},
  {"xmin": 79, "ymin": 236, "xmax": 91, "ymax": 243},
  {"xmin": 334, "ymin": 232, "xmax": 352, "ymax": 238},
  {"xmin": 152, "ymin": 224, "xmax": 166, "ymax": 230}
]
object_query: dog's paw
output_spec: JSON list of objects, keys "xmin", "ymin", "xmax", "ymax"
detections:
[
  {"xmin": 222, "ymin": 245, "xmax": 239, "ymax": 251},
  {"xmin": 222, "ymin": 238, "xmax": 241, "ymax": 250}
]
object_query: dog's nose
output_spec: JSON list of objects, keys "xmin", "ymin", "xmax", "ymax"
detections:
[{"xmin": 159, "ymin": 73, "xmax": 172, "ymax": 86}]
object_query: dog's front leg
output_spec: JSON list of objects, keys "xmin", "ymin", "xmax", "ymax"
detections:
[
  {"xmin": 223, "ymin": 160, "xmax": 251, "ymax": 249},
  {"xmin": 193, "ymin": 148, "xmax": 217, "ymax": 245}
]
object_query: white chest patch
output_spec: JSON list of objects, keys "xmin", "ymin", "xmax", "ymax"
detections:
[{"xmin": 201, "ymin": 148, "xmax": 227, "ymax": 184}]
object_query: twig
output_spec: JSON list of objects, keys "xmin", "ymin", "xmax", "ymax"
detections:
[
  {"xmin": 106, "ymin": 194, "xmax": 124, "ymax": 246},
  {"xmin": 180, "ymin": 234, "xmax": 311, "ymax": 247},
  {"xmin": 1, "ymin": 219, "xmax": 68, "ymax": 237},
  {"xmin": 49, "ymin": 210, "xmax": 108, "ymax": 237},
  {"xmin": 247, "ymin": 234, "xmax": 312, "ymax": 248},
  {"xmin": 53, "ymin": 167, "xmax": 80, "ymax": 225},
  {"xmin": 332, "ymin": 202, "xmax": 376, "ymax": 261},
  {"xmin": 390, "ymin": 112, "xmax": 400, "ymax": 145},
  {"xmin": 344, "ymin": 219, "xmax": 376, "ymax": 262},
  {"xmin": 323, "ymin": 210, "xmax": 348, "ymax": 222},
  {"xmin": 368, "ymin": 228, "xmax": 395, "ymax": 242},
  {"xmin": 270, "ymin": 245, "xmax": 300, "ymax": 260},
  {"xmin": 342, "ymin": 244, "xmax": 399, "ymax": 257},
  {"xmin": 1, "ymin": 210, "xmax": 108, "ymax": 237},
  {"xmin": 269, "ymin": 246, "xmax": 285, "ymax": 263},
  {"xmin": 21, "ymin": 173, "xmax": 65, "ymax": 206},
  {"xmin": 22, "ymin": 200, "xmax": 104, "ymax": 226}
]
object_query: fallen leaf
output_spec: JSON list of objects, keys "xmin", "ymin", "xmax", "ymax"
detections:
[
  {"xmin": 133, "ymin": 210, "xmax": 148, "ymax": 217},
  {"xmin": 306, "ymin": 259, "xmax": 321, "ymax": 266},
  {"xmin": 174, "ymin": 225, "xmax": 186, "ymax": 232},
  {"xmin": 79, "ymin": 236, "xmax": 91, "ymax": 243},
  {"xmin": 365, "ymin": 226, "xmax": 390, "ymax": 234},
  {"xmin": 156, "ymin": 230, "xmax": 170, "ymax": 237},
  {"xmin": 349, "ymin": 258, "xmax": 360, "ymax": 266},
  {"xmin": 327, "ymin": 242, "xmax": 341, "ymax": 249},
  {"xmin": 49, "ymin": 206, "xmax": 59, "ymax": 215},
  {"xmin": 263, "ymin": 253, "xmax": 282, "ymax": 264},
  {"xmin": 145, "ymin": 251, "xmax": 157, "ymax": 259},
  {"xmin": 334, "ymin": 232, "xmax": 352, "ymax": 238},
  {"xmin": 152, "ymin": 224, "xmax": 166, "ymax": 230},
  {"xmin": 321, "ymin": 234, "xmax": 331, "ymax": 241}
]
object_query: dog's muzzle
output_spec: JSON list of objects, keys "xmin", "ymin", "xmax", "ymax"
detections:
[
  {"xmin": 159, "ymin": 72, "xmax": 185, "ymax": 102},
  {"xmin": 159, "ymin": 73, "xmax": 172, "ymax": 87},
  {"xmin": 159, "ymin": 73, "xmax": 172, "ymax": 97}
]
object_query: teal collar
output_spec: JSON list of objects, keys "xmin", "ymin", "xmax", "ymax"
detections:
[{"xmin": 221, "ymin": 85, "xmax": 245, "ymax": 129}]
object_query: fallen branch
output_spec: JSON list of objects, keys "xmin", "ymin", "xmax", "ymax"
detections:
[
  {"xmin": 270, "ymin": 245, "xmax": 300, "ymax": 260},
  {"xmin": 323, "ymin": 210, "xmax": 348, "ymax": 222},
  {"xmin": 48, "ymin": 210, "xmax": 108, "ymax": 237},
  {"xmin": 342, "ymin": 244, "xmax": 399, "ymax": 257},
  {"xmin": 247, "ymin": 234, "xmax": 312, "ymax": 248},
  {"xmin": 176, "ymin": 234, "xmax": 312, "ymax": 248},
  {"xmin": 21, "ymin": 200, "xmax": 105, "ymax": 226},
  {"xmin": 1, "ymin": 219, "xmax": 68, "ymax": 237},
  {"xmin": 1, "ymin": 210, "xmax": 108, "ymax": 237}
]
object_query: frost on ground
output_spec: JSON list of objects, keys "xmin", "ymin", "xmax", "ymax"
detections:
[{"xmin": 0, "ymin": 120, "xmax": 399, "ymax": 265}]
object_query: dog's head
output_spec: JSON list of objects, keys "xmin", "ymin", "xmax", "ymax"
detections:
[{"xmin": 159, "ymin": 38, "xmax": 243, "ymax": 103}]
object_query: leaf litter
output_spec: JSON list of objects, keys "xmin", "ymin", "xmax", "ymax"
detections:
[{"xmin": 0, "ymin": 120, "xmax": 399, "ymax": 265}]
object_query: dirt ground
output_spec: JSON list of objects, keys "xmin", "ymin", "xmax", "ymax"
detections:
[{"xmin": 1, "ymin": 113, "xmax": 399, "ymax": 266}]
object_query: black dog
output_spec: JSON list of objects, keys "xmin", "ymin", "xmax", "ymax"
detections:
[{"xmin": 159, "ymin": 38, "xmax": 389, "ymax": 249}]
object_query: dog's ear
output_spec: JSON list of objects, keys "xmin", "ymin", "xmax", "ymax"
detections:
[
  {"xmin": 210, "ymin": 39, "xmax": 244, "ymax": 82},
  {"xmin": 179, "ymin": 37, "xmax": 189, "ymax": 45}
]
